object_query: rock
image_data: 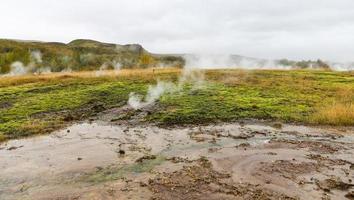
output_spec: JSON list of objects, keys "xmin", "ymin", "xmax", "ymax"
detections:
[
  {"xmin": 7, "ymin": 145, "xmax": 23, "ymax": 151},
  {"xmin": 272, "ymin": 122, "xmax": 283, "ymax": 129},
  {"xmin": 345, "ymin": 191, "xmax": 354, "ymax": 199},
  {"xmin": 119, "ymin": 150, "xmax": 126, "ymax": 155},
  {"xmin": 208, "ymin": 148, "xmax": 219, "ymax": 153},
  {"xmin": 235, "ymin": 143, "xmax": 251, "ymax": 148},
  {"xmin": 140, "ymin": 182, "xmax": 147, "ymax": 187},
  {"xmin": 136, "ymin": 155, "xmax": 156, "ymax": 163},
  {"xmin": 77, "ymin": 157, "xmax": 82, "ymax": 161},
  {"xmin": 266, "ymin": 152, "xmax": 277, "ymax": 155}
]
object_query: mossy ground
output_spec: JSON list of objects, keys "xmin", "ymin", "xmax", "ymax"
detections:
[
  {"xmin": 0, "ymin": 69, "xmax": 353, "ymax": 141},
  {"xmin": 83, "ymin": 156, "xmax": 166, "ymax": 183}
]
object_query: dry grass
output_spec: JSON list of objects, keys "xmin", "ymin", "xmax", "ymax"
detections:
[
  {"xmin": 311, "ymin": 87, "xmax": 354, "ymax": 126},
  {"xmin": 311, "ymin": 103, "xmax": 354, "ymax": 126},
  {"xmin": 0, "ymin": 68, "xmax": 181, "ymax": 87}
]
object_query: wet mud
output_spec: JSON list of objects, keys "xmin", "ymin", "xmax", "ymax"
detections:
[{"xmin": 0, "ymin": 118, "xmax": 353, "ymax": 199}]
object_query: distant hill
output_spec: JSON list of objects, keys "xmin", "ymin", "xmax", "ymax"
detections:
[
  {"xmin": 0, "ymin": 39, "xmax": 185, "ymax": 74},
  {"xmin": 1, "ymin": 38, "xmax": 352, "ymax": 74}
]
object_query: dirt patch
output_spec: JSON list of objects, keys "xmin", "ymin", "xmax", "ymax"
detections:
[
  {"xmin": 269, "ymin": 139, "xmax": 342, "ymax": 154},
  {"xmin": 257, "ymin": 160, "xmax": 320, "ymax": 180},
  {"xmin": 306, "ymin": 154, "xmax": 352, "ymax": 166},
  {"xmin": 316, "ymin": 177, "xmax": 354, "ymax": 192},
  {"xmin": 0, "ymin": 101, "xmax": 12, "ymax": 109},
  {"xmin": 148, "ymin": 158, "xmax": 297, "ymax": 200}
]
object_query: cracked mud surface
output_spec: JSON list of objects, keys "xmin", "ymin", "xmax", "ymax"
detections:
[{"xmin": 0, "ymin": 118, "xmax": 353, "ymax": 199}]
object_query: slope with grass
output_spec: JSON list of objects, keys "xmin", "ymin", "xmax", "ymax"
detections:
[
  {"xmin": 0, "ymin": 69, "xmax": 353, "ymax": 142},
  {"xmin": 0, "ymin": 39, "xmax": 184, "ymax": 74}
]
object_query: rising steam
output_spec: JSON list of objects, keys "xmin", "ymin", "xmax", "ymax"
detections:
[
  {"xmin": 183, "ymin": 54, "xmax": 353, "ymax": 71},
  {"xmin": 3, "ymin": 50, "xmax": 52, "ymax": 76},
  {"xmin": 95, "ymin": 61, "xmax": 122, "ymax": 77},
  {"xmin": 127, "ymin": 67, "xmax": 205, "ymax": 110},
  {"xmin": 183, "ymin": 54, "xmax": 291, "ymax": 70},
  {"xmin": 128, "ymin": 81, "xmax": 176, "ymax": 109},
  {"xmin": 8, "ymin": 62, "xmax": 28, "ymax": 76}
]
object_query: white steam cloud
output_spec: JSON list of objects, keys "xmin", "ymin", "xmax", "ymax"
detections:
[
  {"xmin": 31, "ymin": 51, "xmax": 43, "ymax": 63},
  {"xmin": 128, "ymin": 81, "xmax": 176, "ymax": 110},
  {"xmin": 327, "ymin": 62, "xmax": 354, "ymax": 71},
  {"xmin": 8, "ymin": 62, "xmax": 27, "ymax": 76},
  {"xmin": 128, "ymin": 67, "xmax": 205, "ymax": 110},
  {"xmin": 3, "ymin": 50, "xmax": 52, "ymax": 76},
  {"xmin": 95, "ymin": 63, "xmax": 109, "ymax": 77},
  {"xmin": 183, "ymin": 54, "xmax": 291, "ymax": 70},
  {"xmin": 95, "ymin": 60, "xmax": 122, "ymax": 77},
  {"xmin": 183, "ymin": 54, "xmax": 353, "ymax": 71}
]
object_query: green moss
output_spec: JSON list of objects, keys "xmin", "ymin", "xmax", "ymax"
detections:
[
  {"xmin": 147, "ymin": 70, "xmax": 354, "ymax": 125},
  {"xmin": 83, "ymin": 156, "xmax": 165, "ymax": 183},
  {"xmin": 0, "ymin": 77, "xmax": 149, "ymax": 140},
  {"xmin": 0, "ymin": 69, "xmax": 353, "ymax": 141}
]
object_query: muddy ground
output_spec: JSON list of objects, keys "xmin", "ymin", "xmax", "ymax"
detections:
[{"xmin": 0, "ymin": 108, "xmax": 354, "ymax": 200}]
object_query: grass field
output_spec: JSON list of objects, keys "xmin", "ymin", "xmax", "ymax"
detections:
[{"xmin": 0, "ymin": 68, "xmax": 353, "ymax": 141}]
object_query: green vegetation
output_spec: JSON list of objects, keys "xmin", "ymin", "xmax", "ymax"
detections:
[
  {"xmin": 0, "ymin": 39, "xmax": 184, "ymax": 74},
  {"xmin": 278, "ymin": 58, "xmax": 330, "ymax": 69},
  {"xmin": 150, "ymin": 70, "xmax": 353, "ymax": 126},
  {"xmin": 0, "ymin": 69, "xmax": 353, "ymax": 142},
  {"xmin": 83, "ymin": 156, "xmax": 165, "ymax": 183}
]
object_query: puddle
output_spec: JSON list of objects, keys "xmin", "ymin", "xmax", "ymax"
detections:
[{"xmin": 0, "ymin": 122, "xmax": 353, "ymax": 199}]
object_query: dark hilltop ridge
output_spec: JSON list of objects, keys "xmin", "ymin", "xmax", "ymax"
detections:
[{"xmin": 0, "ymin": 39, "xmax": 185, "ymax": 74}]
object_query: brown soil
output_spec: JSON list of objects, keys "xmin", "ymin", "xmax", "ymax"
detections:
[{"xmin": 148, "ymin": 158, "xmax": 297, "ymax": 200}]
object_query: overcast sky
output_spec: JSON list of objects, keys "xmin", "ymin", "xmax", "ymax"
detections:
[{"xmin": 1, "ymin": 0, "xmax": 354, "ymax": 61}]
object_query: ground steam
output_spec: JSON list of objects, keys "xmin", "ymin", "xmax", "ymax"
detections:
[{"xmin": 127, "ymin": 68, "xmax": 205, "ymax": 110}]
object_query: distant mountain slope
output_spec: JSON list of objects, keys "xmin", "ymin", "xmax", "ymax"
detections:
[
  {"xmin": 0, "ymin": 39, "xmax": 352, "ymax": 74},
  {"xmin": 0, "ymin": 39, "xmax": 184, "ymax": 74}
]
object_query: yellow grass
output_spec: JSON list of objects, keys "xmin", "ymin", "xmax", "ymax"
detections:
[
  {"xmin": 0, "ymin": 68, "xmax": 182, "ymax": 87},
  {"xmin": 311, "ymin": 102, "xmax": 354, "ymax": 126},
  {"xmin": 311, "ymin": 87, "xmax": 354, "ymax": 126}
]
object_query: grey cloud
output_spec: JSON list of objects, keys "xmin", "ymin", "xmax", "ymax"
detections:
[{"xmin": 1, "ymin": 0, "xmax": 354, "ymax": 62}]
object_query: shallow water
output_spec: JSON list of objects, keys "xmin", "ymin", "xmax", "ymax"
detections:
[{"xmin": 0, "ymin": 122, "xmax": 353, "ymax": 199}]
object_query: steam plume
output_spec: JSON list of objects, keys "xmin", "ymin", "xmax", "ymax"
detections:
[
  {"xmin": 183, "ymin": 54, "xmax": 353, "ymax": 71},
  {"xmin": 127, "ymin": 68, "xmax": 205, "ymax": 110},
  {"xmin": 3, "ymin": 50, "xmax": 51, "ymax": 76},
  {"xmin": 128, "ymin": 81, "xmax": 176, "ymax": 109}
]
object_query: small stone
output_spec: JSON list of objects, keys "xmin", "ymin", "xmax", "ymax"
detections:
[
  {"xmin": 272, "ymin": 122, "xmax": 283, "ymax": 129},
  {"xmin": 7, "ymin": 145, "xmax": 23, "ymax": 151},
  {"xmin": 140, "ymin": 182, "xmax": 147, "ymax": 187},
  {"xmin": 77, "ymin": 157, "xmax": 82, "ymax": 161},
  {"xmin": 267, "ymin": 152, "xmax": 277, "ymax": 156},
  {"xmin": 119, "ymin": 150, "xmax": 125, "ymax": 155},
  {"xmin": 350, "ymin": 164, "xmax": 354, "ymax": 170},
  {"xmin": 345, "ymin": 191, "xmax": 354, "ymax": 199}
]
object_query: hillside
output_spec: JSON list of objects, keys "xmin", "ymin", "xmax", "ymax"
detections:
[
  {"xmin": 1, "ymin": 39, "xmax": 352, "ymax": 75},
  {"xmin": 0, "ymin": 39, "xmax": 185, "ymax": 74}
]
